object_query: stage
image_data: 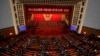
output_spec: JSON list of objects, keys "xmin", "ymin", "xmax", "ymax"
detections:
[{"xmin": 27, "ymin": 21, "xmax": 70, "ymax": 37}]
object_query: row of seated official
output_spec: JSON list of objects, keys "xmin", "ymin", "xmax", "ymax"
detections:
[
  {"xmin": 27, "ymin": 21, "xmax": 67, "ymax": 29},
  {"xmin": 0, "ymin": 34, "xmax": 100, "ymax": 56},
  {"xmin": 71, "ymin": 33, "xmax": 100, "ymax": 55}
]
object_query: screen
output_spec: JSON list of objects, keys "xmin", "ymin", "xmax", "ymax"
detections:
[
  {"xmin": 19, "ymin": 25, "xmax": 26, "ymax": 32},
  {"xmin": 70, "ymin": 25, "xmax": 77, "ymax": 31}
]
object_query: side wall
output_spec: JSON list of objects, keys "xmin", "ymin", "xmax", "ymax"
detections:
[
  {"xmin": 0, "ymin": 0, "xmax": 13, "ymax": 29},
  {"xmin": 84, "ymin": 0, "xmax": 100, "ymax": 30}
]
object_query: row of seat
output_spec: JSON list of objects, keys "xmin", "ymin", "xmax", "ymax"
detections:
[
  {"xmin": 62, "ymin": 35, "xmax": 96, "ymax": 56},
  {"xmin": 0, "ymin": 34, "xmax": 100, "ymax": 56},
  {"xmin": 52, "ymin": 37, "xmax": 70, "ymax": 56},
  {"xmin": 27, "ymin": 21, "xmax": 65, "ymax": 29},
  {"xmin": 0, "ymin": 34, "xmax": 28, "ymax": 56},
  {"xmin": 70, "ymin": 33, "xmax": 100, "ymax": 55}
]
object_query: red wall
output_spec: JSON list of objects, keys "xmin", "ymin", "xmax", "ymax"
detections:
[{"xmin": 24, "ymin": 5, "xmax": 73, "ymax": 22}]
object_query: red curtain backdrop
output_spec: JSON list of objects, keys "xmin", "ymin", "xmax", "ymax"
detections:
[
  {"xmin": 33, "ymin": 14, "xmax": 62, "ymax": 22},
  {"xmin": 33, "ymin": 14, "xmax": 44, "ymax": 22},
  {"xmin": 51, "ymin": 14, "xmax": 62, "ymax": 21}
]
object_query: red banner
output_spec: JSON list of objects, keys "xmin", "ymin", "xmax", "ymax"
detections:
[
  {"xmin": 28, "ymin": 8, "xmax": 69, "ymax": 12},
  {"xmin": 25, "ymin": 5, "xmax": 73, "ymax": 13}
]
